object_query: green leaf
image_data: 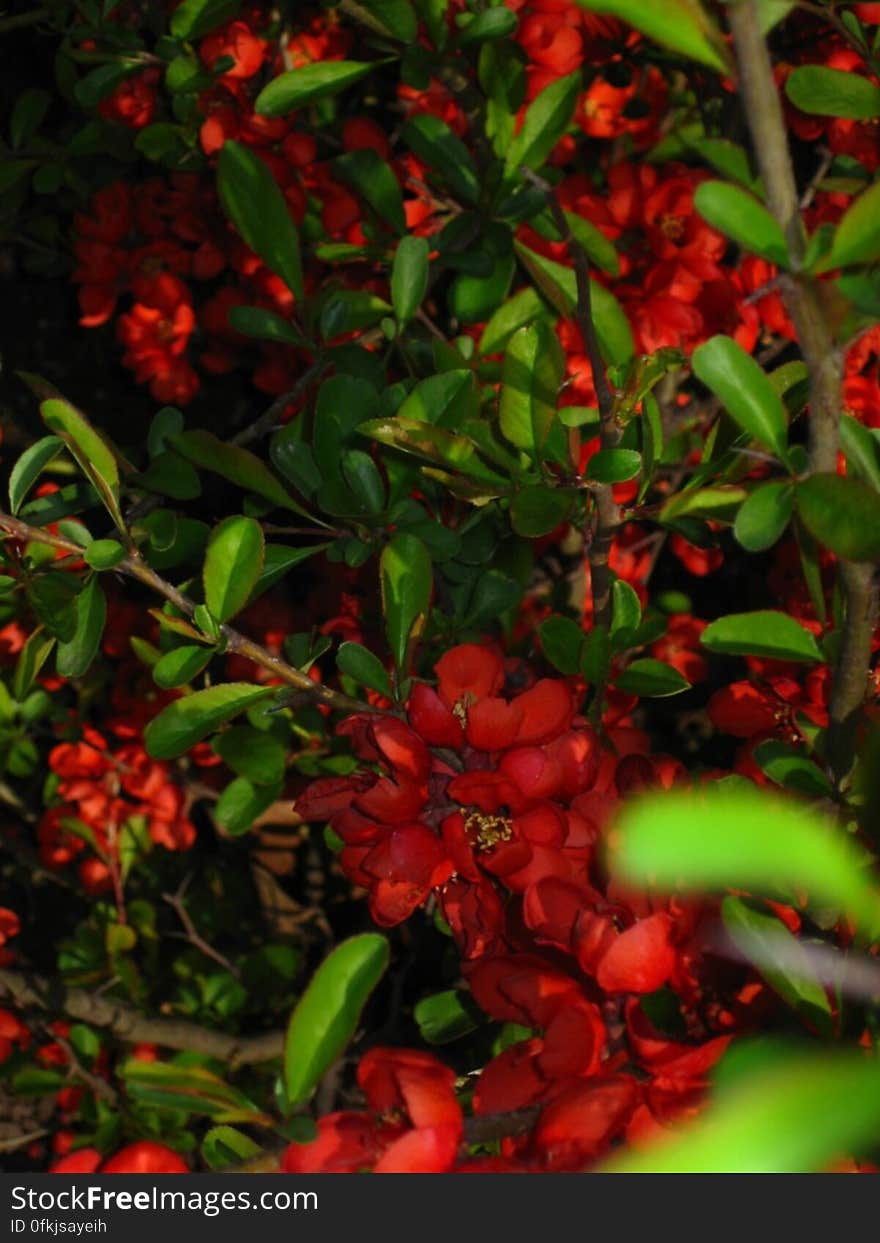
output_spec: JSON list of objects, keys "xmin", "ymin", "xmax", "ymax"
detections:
[
  {"xmin": 401, "ymin": 114, "xmax": 480, "ymax": 206},
  {"xmin": 458, "ymin": 5, "xmax": 518, "ymax": 43},
  {"xmin": 346, "ymin": 0, "xmax": 418, "ymax": 40},
  {"xmin": 752, "ymin": 739, "xmax": 833, "ymax": 797},
  {"xmin": 448, "ymin": 254, "xmax": 516, "ymax": 325},
  {"xmin": 214, "ymin": 725, "xmax": 286, "ymax": 785},
  {"xmin": 503, "ymin": 72, "xmax": 580, "ymax": 179},
  {"xmin": 586, "ymin": 448, "xmax": 641, "ymax": 484},
  {"xmin": 602, "ymin": 1048, "xmax": 880, "ymax": 1172},
  {"xmin": 840, "ymin": 414, "xmax": 880, "ymax": 491},
  {"xmin": 611, "ymin": 578, "xmax": 642, "ymax": 635},
  {"xmin": 121, "ymin": 1058, "xmax": 268, "ymax": 1125},
  {"xmin": 203, "ymin": 516, "xmax": 265, "ymax": 623},
  {"xmin": 217, "ymin": 140, "xmax": 303, "ymax": 301},
  {"xmin": 691, "ymin": 335, "xmax": 789, "ymax": 461},
  {"xmin": 397, "ymin": 370, "xmax": 477, "ymax": 429},
  {"xmin": 827, "ymin": 180, "xmax": 880, "ymax": 270},
  {"xmin": 152, "ymin": 644, "xmax": 214, "ymax": 690},
  {"xmin": 391, "ymin": 235, "xmax": 430, "ymax": 325},
  {"xmin": 573, "ymin": 0, "xmax": 730, "ymax": 72},
  {"xmin": 694, "ymin": 181, "xmax": 789, "ymax": 266},
  {"xmin": 380, "ymin": 533, "xmax": 432, "ymax": 670},
  {"xmin": 11, "ymin": 88, "xmax": 51, "ymax": 149},
  {"xmin": 336, "ymin": 148, "xmax": 406, "ymax": 234},
  {"xmin": 9, "ymin": 436, "xmax": 63, "ymax": 514},
  {"xmin": 613, "ymin": 658, "xmax": 691, "ymax": 697},
  {"xmin": 144, "ymin": 683, "xmax": 275, "ymax": 760},
  {"xmin": 170, "ymin": 0, "xmax": 240, "ymax": 40},
  {"xmin": 39, "ymin": 396, "xmax": 124, "ymax": 530},
  {"xmin": 722, "ymin": 898, "xmax": 832, "ymax": 1032},
  {"xmin": 565, "ymin": 212, "xmax": 620, "ymax": 277},
  {"xmin": 499, "ymin": 321, "xmax": 564, "ymax": 455},
  {"xmin": 56, "ymin": 576, "xmax": 106, "ymax": 679},
  {"xmin": 342, "ymin": 449, "xmax": 386, "ymax": 514},
  {"xmin": 414, "ymin": 990, "xmax": 479, "ymax": 1044},
  {"xmin": 13, "ymin": 629, "xmax": 55, "ymax": 700},
  {"xmin": 510, "ymin": 485, "xmax": 575, "ymax": 537},
  {"xmin": 227, "ymin": 306, "xmax": 308, "ymax": 347},
  {"xmin": 284, "ymin": 933, "xmax": 389, "ymax": 1107},
  {"xmin": 132, "ymin": 452, "xmax": 202, "ymax": 501},
  {"xmin": 539, "ymin": 614, "xmax": 585, "ymax": 675},
  {"xmin": 250, "ymin": 543, "xmax": 331, "ymax": 600},
  {"xmin": 336, "ymin": 641, "xmax": 393, "ymax": 699},
  {"xmin": 514, "ymin": 243, "xmax": 634, "ymax": 365},
  {"xmin": 215, "ymin": 775, "xmax": 281, "ymax": 836},
  {"xmin": 256, "ymin": 61, "xmax": 374, "ymax": 115},
  {"xmin": 172, "ymin": 430, "xmax": 310, "ymax": 517},
  {"xmin": 734, "ymin": 482, "xmax": 794, "ymax": 552},
  {"xmin": 83, "ymin": 539, "xmax": 126, "ymax": 570},
  {"xmin": 786, "ymin": 66, "xmax": 880, "ymax": 120},
  {"xmin": 613, "ymin": 784, "xmax": 880, "ymax": 934},
  {"xmin": 202, "ymin": 1125, "xmax": 262, "ymax": 1170},
  {"xmin": 796, "ymin": 472, "xmax": 880, "ymax": 561},
  {"xmin": 26, "ymin": 572, "xmax": 80, "ymax": 643},
  {"xmin": 701, "ymin": 610, "xmax": 822, "ymax": 663},
  {"xmin": 757, "ymin": 0, "xmax": 795, "ymax": 32},
  {"xmin": 479, "ymin": 287, "xmax": 546, "ymax": 355}
]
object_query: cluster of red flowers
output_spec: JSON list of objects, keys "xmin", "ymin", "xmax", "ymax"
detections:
[{"xmin": 290, "ymin": 643, "xmax": 771, "ymax": 1170}]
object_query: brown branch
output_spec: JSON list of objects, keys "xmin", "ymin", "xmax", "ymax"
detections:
[
  {"xmin": 162, "ymin": 875, "xmax": 241, "ymax": 980},
  {"xmin": 232, "ymin": 358, "xmax": 325, "ymax": 448},
  {"xmin": 729, "ymin": 0, "xmax": 879, "ymax": 785},
  {"xmin": 0, "ymin": 512, "xmax": 374, "ymax": 716},
  {"xmin": 0, "ymin": 969, "xmax": 284, "ymax": 1070}
]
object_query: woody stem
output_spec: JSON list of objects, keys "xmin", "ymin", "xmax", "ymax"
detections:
[
  {"xmin": 0, "ymin": 512, "xmax": 376, "ymax": 717},
  {"xmin": 729, "ymin": 0, "xmax": 878, "ymax": 785}
]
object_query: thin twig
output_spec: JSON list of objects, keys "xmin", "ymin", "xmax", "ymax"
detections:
[
  {"xmin": 0, "ymin": 512, "xmax": 376, "ymax": 716},
  {"xmin": 162, "ymin": 875, "xmax": 241, "ymax": 979},
  {"xmin": 0, "ymin": 969, "xmax": 284, "ymax": 1069}
]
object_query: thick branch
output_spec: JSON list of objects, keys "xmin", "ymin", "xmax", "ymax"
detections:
[
  {"xmin": 0, "ymin": 512, "xmax": 373, "ymax": 716},
  {"xmin": 729, "ymin": 0, "xmax": 878, "ymax": 782},
  {"xmin": 0, "ymin": 969, "xmax": 284, "ymax": 1069}
]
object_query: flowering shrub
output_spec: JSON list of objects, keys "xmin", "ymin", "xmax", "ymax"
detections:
[{"xmin": 2, "ymin": 0, "xmax": 880, "ymax": 1175}]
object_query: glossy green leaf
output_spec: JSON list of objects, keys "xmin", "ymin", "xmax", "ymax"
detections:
[
  {"xmin": 734, "ymin": 482, "xmax": 794, "ymax": 552},
  {"xmin": 611, "ymin": 578, "xmax": 642, "ymax": 635},
  {"xmin": 514, "ymin": 242, "xmax": 634, "ymax": 365},
  {"xmin": 216, "ymin": 775, "xmax": 281, "ymax": 836},
  {"xmin": 539, "ymin": 614, "xmax": 585, "ymax": 675},
  {"xmin": 336, "ymin": 641, "xmax": 393, "ymax": 699},
  {"xmin": 499, "ymin": 321, "xmax": 564, "ymax": 455},
  {"xmin": 132, "ymin": 452, "xmax": 202, "ymax": 501},
  {"xmin": 214, "ymin": 725, "xmax": 286, "ymax": 785},
  {"xmin": 172, "ymin": 430, "xmax": 310, "ymax": 517},
  {"xmin": 40, "ymin": 397, "xmax": 123, "ymax": 529},
  {"xmin": 217, "ymin": 140, "xmax": 302, "ymax": 300},
  {"xmin": 121, "ymin": 1058, "xmax": 268, "ymax": 1125},
  {"xmin": 479, "ymin": 287, "xmax": 546, "ymax": 355},
  {"xmin": 510, "ymin": 485, "xmax": 575, "ymax": 537},
  {"xmin": 694, "ymin": 181, "xmax": 788, "ymax": 266},
  {"xmin": 401, "ymin": 114, "xmax": 480, "ymax": 206},
  {"xmin": 827, "ymin": 180, "xmax": 880, "ymax": 270},
  {"xmin": 203, "ymin": 516, "xmax": 265, "ymax": 623},
  {"xmin": 458, "ymin": 5, "xmax": 518, "ymax": 43},
  {"xmin": 380, "ymin": 533, "xmax": 432, "ymax": 670},
  {"xmin": 202, "ymin": 1126, "xmax": 262, "ymax": 1170},
  {"xmin": 614, "ymin": 658, "xmax": 690, "ymax": 697},
  {"xmin": 284, "ymin": 933, "xmax": 390, "ymax": 1106},
  {"xmin": 347, "ymin": 0, "xmax": 418, "ymax": 40},
  {"xmin": 504, "ymin": 72, "xmax": 580, "ymax": 179},
  {"xmin": 840, "ymin": 414, "xmax": 880, "ymax": 492},
  {"xmin": 56, "ymin": 576, "xmax": 106, "ymax": 679},
  {"xmin": 391, "ymin": 235, "xmax": 430, "ymax": 324},
  {"xmin": 573, "ymin": 0, "xmax": 729, "ymax": 72},
  {"xmin": 613, "ymin": 784, "xmax": 880, "ymax": 934},
  {"xmin": 602, "ymin": 1049, "xmax": 880, "ymax": 1172},
  {"xmin": 397, "ymin": 369, "xmax": 477, "ymax": 429},
  {"xmin": 786, "ymin": 65, "xmax": 880, "ymax": 120},
  {"xmin": 152, "ymin": 644, "xmax": 214, "ymax": 690},
  {"xmin": 336, "ymin": 148, "xmax": 406, "ymax": 234},
  {"xmin": 692, "ymin": 335, "xmax": 789, "ymax": 461},
  {"xmin": 170, "ymin": 0, "xmax": 240, "ymax": 40},
  {"xmin": 227, "ymin": 306, "xmax": 308, "ymax": 347},
  {"xmin": 144, "ymin": 683, "xmax": 275, "ymax": 760},
  {"xmin": 752, "ymin": 739, "xmax": 832, "ymax": 797},
  {"xmin": 701, "ymin": 610, "xmax": 822, "ymax": 663},
  {"xmin": 796, "ymin": 472, "xmax": 880, "ymax": 561},
  {"xmin": 722, "ymin": 898, "xmax": 832, "ymax": 1033},
  {"xmin": 414, "ymin": 990, "xmax": 479, "ymax": 1044},
  {"xmin": 9, "ymin": 436, "xmax": 63, "ymax": 514},
  {"xmin": 256, "ymin": 61, "xmax": 373, "ymax": 115},
  {"xmin": 26, "ymin": 572, "xmax": 80, "ymax": 643},
  {"xmin": 585, "ymin": 448, "xmax": 641, "ymax": 483},
  {"xmin": 13, "ymin": 629, "xmax": 55, "ymax": 700},
  {"xmin": 449, "ymin": 254, "xmax": 516, "ymax": 325}
]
